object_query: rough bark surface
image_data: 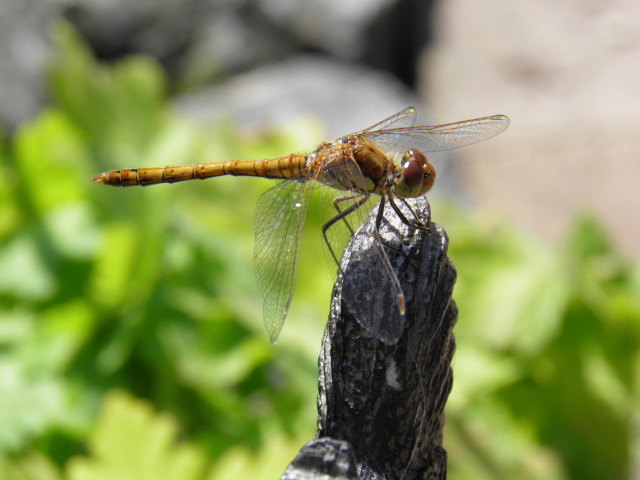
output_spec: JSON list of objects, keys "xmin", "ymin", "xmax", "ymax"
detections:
[{"xmin": 282, "ymin": 197, "xmax": 457, "ymax": 480}]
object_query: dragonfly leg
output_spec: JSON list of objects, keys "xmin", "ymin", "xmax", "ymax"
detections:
[
  {"xmin": 322, "ymin": 193, "xmax": 371, "ymax": 269},
  {"xmin": 373, "ymin": 194, "xmax": 426, "ymax": 259},
  {"xmin": 373, "ymin": 195, "xmax": 405, "ymax": 257},
  {"xmin": 388, "ymin": 195, "xmax": 433, "ymax": 234},
  {"xmin": 371, "ymin": 194, "xmax": 406, "ymax": 316},
  {"xmin": 332, "ymin": 193, "xmax": 364, "ymax": 235}
]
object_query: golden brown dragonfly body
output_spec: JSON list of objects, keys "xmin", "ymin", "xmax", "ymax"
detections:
[{"xmin": 94, "ymin": 107, "xmax": 509, "ymax": 343}]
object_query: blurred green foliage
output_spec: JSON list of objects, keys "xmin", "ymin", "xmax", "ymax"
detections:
[
  {"xmin": 440, "ymin": 206, "xmax": 640, "ymax": 480},
  {"xmin": 0, "ymin": 21, "xmax": 638, "ymax": 480}
]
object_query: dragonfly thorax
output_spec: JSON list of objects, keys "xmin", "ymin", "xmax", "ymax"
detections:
[{"xmin": 311, "ymin": 138, "xmax": 389, "ymax": 194}]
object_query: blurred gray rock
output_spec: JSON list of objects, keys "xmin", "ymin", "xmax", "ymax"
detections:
[
  {"xmin": 173, "ymin": 55, "xmax": 418, "ymax": 139},
  {"xmin": 0, "ymin": 0, "xmax": 57, "ymax": 132},
  {"xmin": 1, "ymin": 0, "xmax": 434, "ymax": 135},
  {"xmin": 64, "ymin": 0, "xmax": 432, "ymax": 87},
  {"xmin": 425, "ymin": 0, "xmax": 640, "ymax": 254}
]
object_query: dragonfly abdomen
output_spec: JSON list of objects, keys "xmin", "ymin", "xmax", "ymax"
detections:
[{"xmin": 92, "ymin": 155, "xmax": 307, "ymax": 187}]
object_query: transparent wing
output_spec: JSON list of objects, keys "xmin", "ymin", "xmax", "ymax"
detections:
[
  {"xmin": 360, "ymin": 114, "xmax": 510, "ymax": 154},
  {"xmin": 340, "ymin": 208, "xmax": 407, "ymax": 345},
  {"xmin": 346, "ymin": 107, "xmax": 418, "ymax": 136},
  {"xmin": 317, "ymin": 185, "xmax": 377, "ymax": 279},
  {"xmin": 315, "ymin": 155, "xmax": 406, "ymax": 344},
  {"xmin": 254, "ymin": 176, "xmax": 315, "ymax": 343},
  {"xmin": 315, "ymin": 147, "xmax": 378, "ymax": 275}
]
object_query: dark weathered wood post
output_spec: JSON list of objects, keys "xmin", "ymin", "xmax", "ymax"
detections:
[{"xmin": 281, "ymin": 197, "xmax": 457, "ymax": 480}]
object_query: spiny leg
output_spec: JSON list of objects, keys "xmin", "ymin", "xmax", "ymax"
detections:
[
  {"xmin": 332, "ymin": 193, "xmax": 365, "ymax": 235},
  {"xmin": 375, "ymin": 194, "xmax": 427, "ymax": 259},
  {"xmin": 371, "ymin": 194, "xmax": 406, "ymax": 316},
  {"xmin": 322, "ymin": 193, "xmax": 371, "ymax": 270},
  {"xmin": 373, "ymin": 195, "xmax": 405, "ymax": 258},
  {"xmin": 389, "ymin": 195, "xmax": 433, "ymax": 234}
]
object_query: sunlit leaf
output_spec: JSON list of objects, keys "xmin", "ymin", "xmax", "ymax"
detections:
[
  {"xmin": 0, "ymin": 451, "xmax": 62, "ymax": 480},
  {"xmin": 86, "ymin": 224, "xmax": 137, "ymax": 310},
  {"xmin": 206, "ymin": 434, "xmax": 305, "ymax": 480},
  {"xmin": 13, "ymin": 110, "xmax": 88, "ymax": 216},
  {"xmin": 43, "ymin": 204, "xmax": 100, "ymax": 259},
  {"xmin": 48, "ymin": 22, "xmax": 166, "ymax": 159},
  {"xmin": 0, "ymin": 233, "xmax": 56, "ymax": 300},
  {"xmin": 66, "ymin": 391, "xmax": 206, "ymax": 480},
  {"xmin": 0, "ymin": 361, "xmax": 66, "ymax": 452}
]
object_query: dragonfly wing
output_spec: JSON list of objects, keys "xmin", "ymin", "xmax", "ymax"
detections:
[
  {"xmin": 317, "ymin": 185, "xmax": 376, "ymax": 278},
  {"xmin": 339, "ymin": 199, "xmax": 408, "ymax": 345},
  {"xmin": 254, "ymin": 177, "xmax": 314, "ymax": 343},
  {"xmin": 361, "ymin": 114, "xmax": 510, "ymax": 154},
  {"xmin": 344, "ymin": 106, "xmax": 417, "ymax": 137},
  {"xmin": 315, "ymin": 156, "xmax": 405, "ymax": 344}
]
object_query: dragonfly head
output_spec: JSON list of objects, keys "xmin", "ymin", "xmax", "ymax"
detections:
[{"xmin": 394, "ymin": 149, "xmax": 436, "ymax": 198}]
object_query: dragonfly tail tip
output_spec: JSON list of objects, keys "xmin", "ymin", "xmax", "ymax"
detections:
[{"xmin": 92, "ymin": 173, "xmax": 107, "ymax": 184}]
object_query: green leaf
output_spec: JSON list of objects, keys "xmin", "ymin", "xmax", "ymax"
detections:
[
  {"xmin": 0, "ymin": 360, "xmax": 66, "ymax": 452},
  {"xmin": 66, "ymin": 391, "xmax": 206, "ymax": 480},
  {"xmin": 86, "ymin": 224, "xmax": 138, "ymax": 310},
  {"xmin": 47, "ymin": 21, "xmax": 167, "ymax": 164},
  {"xmin": 0, "ymin": 233, "xmax": 56, "ymax": 301},
  {"xmin": 13, "ymin": 110, "xmax": 89, "ymax": 217},
  {"xmin": 206, "ymin": 434, "xmax": 305, "ymax": 480},
  {"xmin": 0, "ymin": 451, "xmax": 62, "ymax": 480}
]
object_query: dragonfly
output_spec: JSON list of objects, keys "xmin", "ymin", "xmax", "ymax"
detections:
[{"xmin": 93, "ymin": 107, "xmax": 509, "ymax": 343}]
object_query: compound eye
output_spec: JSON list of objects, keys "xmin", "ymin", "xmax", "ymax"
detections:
[
  {"xmin": 407, "ymin": 149, "xmax": 427, "ymax": 165},
  {"xmin": 401, "ymin": 158, "xmax": 424, "ymax": 190},
  {"xmin": 395, "ymin": 149, "xmax": 435, "ymax": 198}
]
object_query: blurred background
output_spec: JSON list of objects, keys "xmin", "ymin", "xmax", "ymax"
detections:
[{"xmin": 0, "ymin": 0, "xmax": 639, "ymax": 479}]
